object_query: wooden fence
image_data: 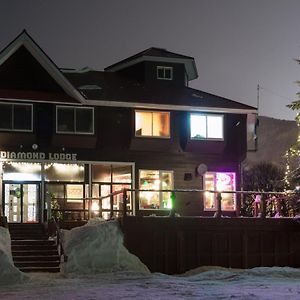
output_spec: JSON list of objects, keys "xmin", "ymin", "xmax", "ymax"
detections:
[{"xmin": 122, "ymin": 216, "xmax": 300, "ymax": 274}]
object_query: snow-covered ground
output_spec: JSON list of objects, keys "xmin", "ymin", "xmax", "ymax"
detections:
[
  {"xmin": 1, "ymin": 267, "xmax": 300, "ymax": 299},
  {"xmin": 1, "ymin": 220, "xmax": 300, "ymax": 299}
]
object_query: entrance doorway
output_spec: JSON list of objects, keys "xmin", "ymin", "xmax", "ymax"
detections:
[{"xmin": 3, "ymin": 183, "xmax": 39, "ymax": 223}]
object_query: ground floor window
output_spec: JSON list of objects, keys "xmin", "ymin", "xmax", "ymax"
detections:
[
  {"xmin": 46, "ymin": 183, "xmax": 85, "ymax": 220},
  {"xmin": 139, "ymin": 170, "xmax": 173, "ymax": 209},
  {"xmin": 92, "ymin": 164, "xmax": 133, "ymax": 219},
  {"xmin": 204, "ymin": 172, "xmax": 236, "ymax": 211},
  {"xmin": 1, "ymin": 161, "xmax": 134, "ymax": 222}
]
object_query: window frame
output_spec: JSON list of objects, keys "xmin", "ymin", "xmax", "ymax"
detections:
[
  {"xmin": 56, "ymin": 105, "xmax": 94, "ymax": 135},
  {"xmin": 139, "ymin": 169, "xmax": 174, "ymax": 210},
  {"xmin": 190, "ymin": 113, "xmax": 224, "ymax": 141},
  {"xmin": 0, "ymin": 102, "xmax": 33, "ymax": 132},
  {"xmin": 203, "ymin": 171, "xmax": 236, "ymax": 211},
  {"xmin": 156, "ymin": 66, "xmax": 173, "ymax": 80},
  {"xmin": 135, "ymin": 110, "xmax": 171, "ymax": 139}
]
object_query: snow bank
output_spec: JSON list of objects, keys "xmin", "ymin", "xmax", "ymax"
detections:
[
  {"xmin": 61, "ymin": 219, "xmax": 150, "ymax": 275},
  {"xmin": 0, "ymin": 227, "xmax": 28, "ymax": 285},
  {"xmin": 181, "ymin": 265, "xmax": 300, "ymax": 281}
]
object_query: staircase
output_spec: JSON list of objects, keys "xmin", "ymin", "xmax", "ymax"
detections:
[{"xmin": 9, "ymin": 223, "xmax": 60, "ymax": 273}]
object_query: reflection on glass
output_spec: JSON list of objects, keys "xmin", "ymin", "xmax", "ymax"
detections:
[
  {"xmin": 44, "ymin": 163, "xmax": 84, "ymax": 182},
  {"xmin": 92, "ymin": 164, "xmax": 111, "ymax": 182},
  {"xmin": 112, "ymin": 165, "xmax": 132, "ymax": 183},
  {"xmin": 3, "ymin": 162, "xmax": 41, "ymax": 181}
]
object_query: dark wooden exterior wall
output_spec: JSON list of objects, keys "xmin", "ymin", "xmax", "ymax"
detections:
[
  {"xmin": 0, "ymin": 102, "xmax": 247, "ymax": 216},
  {"xmin": 122, "ymin": 216, "xmax": 300, "ymax": 274}
]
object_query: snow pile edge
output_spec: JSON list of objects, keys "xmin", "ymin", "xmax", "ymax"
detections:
[
  {"xmin": 0, "ymin": 226, "xmax": 28, "ymax": 285},
  {"xmin": 61, "ymin": 219, "xmax": 150, "ymax": 275}
]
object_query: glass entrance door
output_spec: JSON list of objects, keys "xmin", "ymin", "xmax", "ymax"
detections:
[{"xmin": 4, "ymin": 183, "xmax": 39, "ymax": 223}]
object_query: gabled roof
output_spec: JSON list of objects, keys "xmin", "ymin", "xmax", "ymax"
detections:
[
  {"xmin": 104, "ymin": 47, "xmax": 198, "ymax": 81},
  {"xmin": 64, "ymin": 70, "xmax": 257, "ymax": 114},
  {"xmin": 0, "ymin": 30, "xmax": 85, "ymax": 104}
]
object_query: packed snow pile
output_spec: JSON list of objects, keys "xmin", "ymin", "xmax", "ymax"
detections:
[
  {"xmin": 61, "ymin": 219, "xmax": 150, "ymax": 275},
  {"xmin": 0, "ymin": 226, "xmax": 28, "ymax": 285}
]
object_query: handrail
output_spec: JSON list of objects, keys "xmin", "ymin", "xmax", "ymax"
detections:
[{"xmin": 48, "ymin": 217, "xmax": 64, "ymax": 261}]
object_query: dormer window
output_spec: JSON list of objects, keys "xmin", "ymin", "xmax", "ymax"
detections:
[
  {"xmin": 190, "ymin": 113, "xmax": 224, "ymax": 140},
  {"xmin": 135, "ymin": 110, "xmax": 170, "ymax": 138},
  {"xmin": 157, "ymin": 66, "xmax": 173, "ymax": 80}
]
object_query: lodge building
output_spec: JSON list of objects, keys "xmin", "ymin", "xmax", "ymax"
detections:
[{"xmin": 0, "ymin": 30, "xmax": 257, "ymax": 224}]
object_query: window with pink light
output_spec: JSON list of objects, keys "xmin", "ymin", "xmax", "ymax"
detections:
[{"xmin": 203, "ymin": 172, "xmax": 236, "ymax": 211}]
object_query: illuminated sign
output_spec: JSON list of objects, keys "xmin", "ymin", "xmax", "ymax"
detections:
[{"xmin": 0, "ymin": 151, "xmax": 77, "ymax": 161}]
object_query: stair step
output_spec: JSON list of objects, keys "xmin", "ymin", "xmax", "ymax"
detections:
[
  {"xmin": 11, "ymin": 240, "xmax": 56, "ymax": 246},
  {"xmin": 18, "ymin": 266, "xmax": 60, "ymax": 273},
  {"xmin": 8, "ymin": 224, "xmax": 61, "ymax": 273},
  {"xmin": 12, "ymin": 244, "xmax": 57, "ymax": 251},
  {"xmin": 11, "ymin": 236, "xmax": 48, "ymax": 240},
  {"xmin": 14, "ymin": 261, "xmax": 60, "ymax": 268},
  {"xmin": 13, "ymin": 255, "xmax": 60, "ymax": 262},
  {"xmin": 12, "ymin": 250, "xmax": 59, "ymax": 256}
]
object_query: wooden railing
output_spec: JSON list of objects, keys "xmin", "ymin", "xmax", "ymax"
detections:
[{"xmin": 46, "ymin": 188, "xmax": 299, "ymax": 222}]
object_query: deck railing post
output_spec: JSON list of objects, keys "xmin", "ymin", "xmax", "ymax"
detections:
[
  {"xmin": 99, "ymin": 198, "xmax": 102, "ymax": 218},
  {"xmin": 260, "ymin": 194, "xmax": 266, "ymax": 218},
  {"xmin": 88, "ymin": 198, "xmax": 91, "ymax": 220},
  {"xmin": 123, "ymin": 188, "xmax": 128, "ymax": 217},
  {"xmin": 169, "ymin": 191, "xmax": 176, "ymax": 217},
  {"xmin": 214, "ymin": 192, "xmax": 222, "ymax": 218},
  {"xmin": 110, "ymin": 194, "xmax": 114, "ymax": 219}
]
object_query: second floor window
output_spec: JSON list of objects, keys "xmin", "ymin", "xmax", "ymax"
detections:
[
  {"xmin": 157, "ymin": 66, "xmax": 173, "ymax": 80},
  {"xmin": 56, "ymin": 106, "xmax": 94, "ymax": 134},
  {"xmin": 190, "ymin": 113, "xmax": 224, "ymax": 140},
  {"xmin": 0, "ymin": 103, "xmax": 32, "ymax": 132},
  {"xmin": 135, "ymin": 110, "xmax": 170, "ymax": 138}
]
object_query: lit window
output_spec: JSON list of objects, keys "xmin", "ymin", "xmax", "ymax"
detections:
[
  {"xmin": 157, "ymin": 66, "xmax": 173, "ymax": 80},
  {"xmin": 190, "ymin": 114, "xmax": 223, "ymax": 140},
  {"xmin": 203, "ymin": 172, "xmax": 236, "ymax": 211},
  {"xmin": 66, "ymin": 184, "xmax": 84, "ymax": 202},
  {"xmin": 91, "ymin": 163, "xmax": 133, "ymax": 219},
  {"xmin": 135, "ymin": 111, "xmax": 170, "ymax": 138},
  {"xmin": 139, "ymin": 170, "xmax": 173, "ymax": 209},
  {"xmin": 0, "ymin": 103, "xmax": 32, "ymax": 131},
  {"xmin": 56, "ymin": 106, "xmax": 94, "ymax": 134}
]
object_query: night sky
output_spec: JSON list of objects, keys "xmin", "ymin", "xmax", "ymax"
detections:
[{"xmin": 1, "ymin": 0, "xmax": 300, "ymax": 120}]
